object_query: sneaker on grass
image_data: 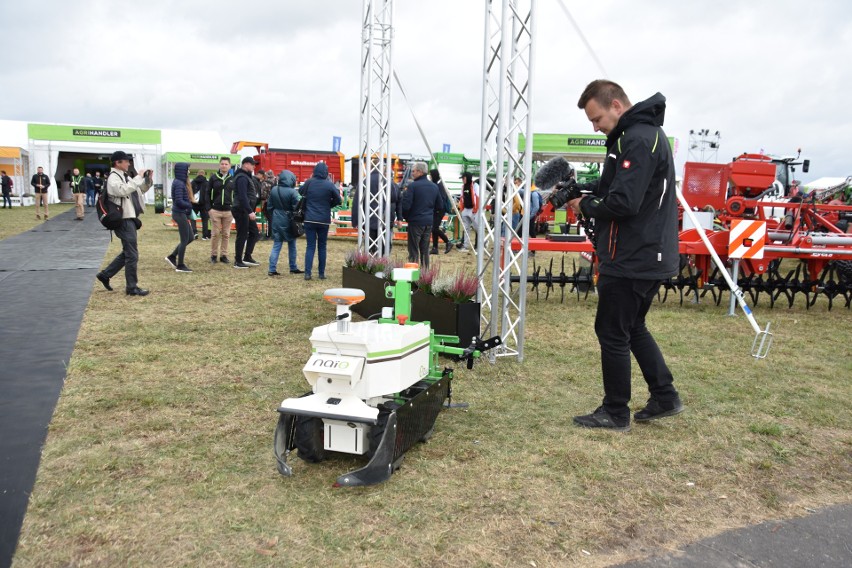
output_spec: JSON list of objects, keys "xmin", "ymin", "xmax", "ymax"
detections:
[
  {"xmin": 573, "ymin": 406, "xmax": 630, "ymax": 432},
  {"xmin": 634, "ymin": 398, "xmax": 684, "ymax": 422}
]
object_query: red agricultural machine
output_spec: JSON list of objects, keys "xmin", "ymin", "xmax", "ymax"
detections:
[{"xmin": 518, "ymin": 153, "xmax": 852, "ymax": 312}]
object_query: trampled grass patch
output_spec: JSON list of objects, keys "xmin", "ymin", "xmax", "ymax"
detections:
[{"xmin": 11, "ymin": 215, "xmax": 852, "ymax": 567}]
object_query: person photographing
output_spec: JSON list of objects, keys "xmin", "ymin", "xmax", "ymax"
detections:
[
  {"xmin": 96, "ymin": 151, "xmax": 154, "ymax": 296},
  {"xmin": 566, "ymin": 80, "xmax": 683, "ymax": 432}
]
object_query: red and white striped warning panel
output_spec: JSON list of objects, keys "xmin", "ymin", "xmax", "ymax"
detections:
[{"xmin": 728, "ymin": 219, "xmax": 766, "ymax": 259}]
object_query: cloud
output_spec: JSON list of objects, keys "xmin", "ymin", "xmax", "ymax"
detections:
[{"xmin": 1, "ymin": 0, "xmax": 850, "ymax": 181}]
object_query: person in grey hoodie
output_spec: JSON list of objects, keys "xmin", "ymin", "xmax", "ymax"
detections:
[
  {"xmin": 267, "ymin": 169, "xmax": 303, "ymax": 275},
  {"xmin": 165, "ymin": 162, "xmax": 194, "ymax": 273}
]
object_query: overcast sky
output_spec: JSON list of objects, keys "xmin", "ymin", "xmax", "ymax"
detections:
[{"xmin": 1, "ymin": 0, "xmax": 849, "ymax": 183}]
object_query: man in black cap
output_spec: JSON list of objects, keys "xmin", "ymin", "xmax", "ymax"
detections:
[
  {"xmin": 231, "ymin": 156, "xmax": 259, "ymax": 268},
  {"xmin": 96, "ymin": 150, "xmax": 154, "ymax": 296}
]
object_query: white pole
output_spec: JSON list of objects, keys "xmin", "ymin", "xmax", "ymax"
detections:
[{"xmin": 677, "ymin": 187, "xmax": 773, "ymax": 358}]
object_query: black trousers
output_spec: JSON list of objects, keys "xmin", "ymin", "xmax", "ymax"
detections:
[
  {"xmin": 102, "ymin": 219, "xmax": 140, "ymax": 291},
  {"xmin": 595, "ymin": 274, "xmax": 678, "ymax": 421},
  {"xmin": 170, "ymin": 211, "xmax": 194, "ymax": 265},
  {"xmin": 432, "ymin": 215, "xmax": 449, "ymax": 248},
  {"xmin": 232, "ymin": 208, "xmax": 258, "ymax": 262},
  {"xmin": 407, "ymin": 224, "xmax": 432, "ymax": 269}
]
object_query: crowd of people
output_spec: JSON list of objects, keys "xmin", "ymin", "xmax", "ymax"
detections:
[{"xmin": 87, "ymin": 152, "xmax": 549, "ymax": 297}]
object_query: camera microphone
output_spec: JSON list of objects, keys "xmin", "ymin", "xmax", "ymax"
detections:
[{"xmin": 533, "ymin": 157, "xmax": 574, "ymax": 190}]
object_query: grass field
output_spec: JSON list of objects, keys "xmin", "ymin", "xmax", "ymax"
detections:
[{"xmin": 9, "ymin": 206, "xmax": 852, "ymax": 567}]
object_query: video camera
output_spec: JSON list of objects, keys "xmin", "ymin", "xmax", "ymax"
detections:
[{"xmin": 547, "ymin": 179, "xmax": 583, "ymax": 210}]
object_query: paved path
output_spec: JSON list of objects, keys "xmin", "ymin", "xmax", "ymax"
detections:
[
  {"xmin": 615, "ymin": 503, "xmax": 852, "ymax": 567},
  {"xmin": 0, "ymin": 210, "xmax": 110, "ymax": 568}
]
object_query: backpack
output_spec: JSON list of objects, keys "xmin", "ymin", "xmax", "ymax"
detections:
[{"xmin": 97, "ymin": 172, "xmax": 124, "ymax": 230}]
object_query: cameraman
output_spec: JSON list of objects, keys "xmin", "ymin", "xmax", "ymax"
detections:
[{"xmin": 567, "ymin": 80, "xmax": 683, "ymax": 431}]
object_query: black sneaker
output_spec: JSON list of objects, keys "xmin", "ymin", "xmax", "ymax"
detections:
[
  {"xmin": 219, "ymin": 256, "xmax": 230, "ymax": 264},
  {"xmin": 268, "ymin": 271, "xmax": 281, "ymax": 276},
  {"xmin": 210, "ymin": 256, "xmax": 218, "ymax": 264},
  {"xmin": 290, "ymin": 268, "xmax": 303, "ymax": 274},
  {"xmin": 126, "ymin": 287, "xmax": 150, "ymax": 296},
  {"xmin": 96, "ymin": 272, "xmax": 113, "ymax": 291},
  {"xmin": 445, "ymin": 242, "xmax": 453, "ymax": 254},
  {"xmin": 634, "ymin": 398, "xmax": 684, "ymax": 423},
  {"xmin": 175, "ymin": 264, "xmax": 192, "ymax": 273},
  {"xmin": 573, "ymin": 406, "xmax": 630, "ymax": 432},
  {"xmin": 164, "ymin": 255, "xmax": 177, "ymax": 268},
  {"xmin": 243, "ymin": 257, "xmax": 260, "ymax": 266},
  {"xmin": 430, "ymin": 248, "xmax": 439, "ymax": 255},
  {"xmin": 233, "ymin": 262, "xmax": 249, "ymax": 269}
]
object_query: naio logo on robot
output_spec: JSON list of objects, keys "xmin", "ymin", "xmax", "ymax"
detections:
[{"xmin": 311, "ymin": 358, "xmax": 350, "ymax": 369}]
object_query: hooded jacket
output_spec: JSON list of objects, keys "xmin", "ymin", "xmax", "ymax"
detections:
[
  {"xmin": 268, "ymin": 170, "xmax": 300, "ymax": 240},
  {"xmin": 231, "ymin": 168, "xmax": 254, "ymax": 212},
  {"xmin": 578, "ymin": 92, "xmax": 678, "ymax": 280},
  {"xmin": 171, "ymin": 163, "xmax": 192, "ymax": 214},
  {"xmin": 299, "ymin": 162, "xmax": 341, "ymax": 224}
]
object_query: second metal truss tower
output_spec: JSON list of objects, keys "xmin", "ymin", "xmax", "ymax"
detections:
[{"xmin": 477, "ymin": 0, "xmax": 537, "ymax": 361}]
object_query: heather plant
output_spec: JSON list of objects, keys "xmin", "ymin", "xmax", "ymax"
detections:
[
  {"xmin": 371, "ymin": 256, "xmax": 398, "ymax": 277},
  {"xmin": 343, "ymin": 251, "xmax": 396, "ymax": 275},
  {"xmin": 442, "ymin": 270, "xmax": 479, "ymax": 303},
  {"xmin": 417, "ymin": 263, "xmax": 441, "ymax": 295},
  {"xmin": 343, "ymin": 250, "xmax": 372, "ymax": 272}
]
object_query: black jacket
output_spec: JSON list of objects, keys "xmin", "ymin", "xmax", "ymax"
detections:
[
  {"xmin": 208, "ymin": 171, "xmax": 233, "ymax": 211},
  {"xmin": 401, "ymin": 175, "xmax": 442, "ymax": 227},
  {"xmin": 31, "ymin": 173, "xmax": 50, "ymax": 192},
  {"xmin": 230, "ymin": 169, "xmax": 253, "ymax": 212},
  {"xmin": 578, "ymin": 92, "xmax": 678, "ymax": 280},
  {"xmin": 191, "ymin": 175, "xmax": 210, "ymax": 209}
]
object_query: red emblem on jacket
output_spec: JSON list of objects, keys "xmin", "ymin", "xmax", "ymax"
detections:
[{"xmin": 622, "ymin": 160, "xmax": 631, "ymax": 169}]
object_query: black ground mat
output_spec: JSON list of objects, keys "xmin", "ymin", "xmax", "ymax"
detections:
[{"xmin": 0, "ymin": 209, "xmax": 110, "ymax": 567}]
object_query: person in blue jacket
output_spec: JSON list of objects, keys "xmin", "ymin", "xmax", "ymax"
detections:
[
  {"xmin": 267, "ymin": 169, "xmax": 303, "ymax": 276},
  {"xmin": 165, "ymin": 162, "xmax": 194, "ymax": 273},
  {"xmin": 299, "ymin": 162, "xmax": 341, "ymax": 280},
  {"xmin": 401, "ymin": 161, "xmax": 443, "ymax": 269}
]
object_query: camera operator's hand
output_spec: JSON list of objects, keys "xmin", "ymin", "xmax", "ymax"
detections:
[{"xmin": 567, "ymin": 196, "xmax": 584, "ymax": 214}]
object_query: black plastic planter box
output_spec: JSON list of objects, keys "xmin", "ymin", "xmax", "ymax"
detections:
[{"xmin": 341, "ymin": 266, "xmax": 481, "ymax": 343}]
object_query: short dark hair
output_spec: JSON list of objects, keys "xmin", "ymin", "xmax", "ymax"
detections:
[
  {"xmin": 220, "ymin": 157, "xmax": 231, "ymax": 163},
  {"xmin": 577, "ymin": 79, "xmax": 630, "ymax": 110}
]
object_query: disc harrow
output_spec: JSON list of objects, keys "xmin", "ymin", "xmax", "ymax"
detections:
[
  {"xmin": 518, "ymin": 255, "xmax": 852, "ymax": 310},
  {"xmin": 510, "ymin": 256, "xmax": 593, "ymax": 303}
]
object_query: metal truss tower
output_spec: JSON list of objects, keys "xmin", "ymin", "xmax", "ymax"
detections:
[
  {"xmin": 476, "ymin": 0, "xmax": 537, "ymax": 361},
  {"xmin": 356, "ymin": 0, "xmax": 395, "ymax": 257}
]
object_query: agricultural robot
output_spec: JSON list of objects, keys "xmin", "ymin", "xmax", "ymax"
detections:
[{"xmin": 273, "ymin": 264, "xmax": 500, "ymax": 486}]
